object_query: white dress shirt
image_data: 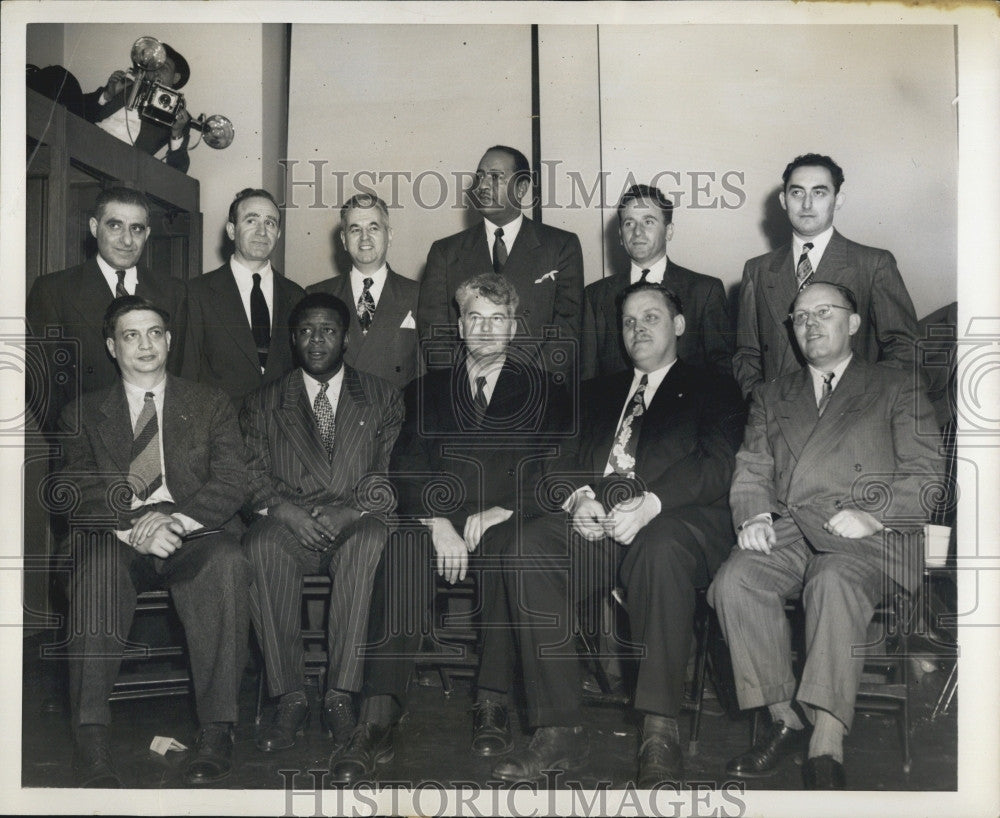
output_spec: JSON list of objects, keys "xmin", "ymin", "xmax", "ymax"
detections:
[
  {"xmin": 484, "ymin": 214, "xmax": 523, "ymax": 258},
  {"xmin": 465, "ymin": 355, "xmax": 506, "ymax": 407},
  {"xmin": 229, "ymin": 256, "xmax": 275, "ymax": 328},
  {"xmin": 629, "ymin": 256, "xmax": 668, "ymax": 284},
  {"xmin": 350, "ymin": 264, "xmax": 388, "ymax": 310},
  {"xmin": 97, "ymin": 255, "xmax": 138, "ymax": 295},
  {"xmin": 792, "ymin": 225, "xmax": 835, "ymax": 273},
  {"xmin": 807, "ymin": 353, "xmax": 852, "ymax": 406}
]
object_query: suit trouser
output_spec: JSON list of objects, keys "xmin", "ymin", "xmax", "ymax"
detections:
[
  {"xmin": 707, "ymin": 541, "xmax": 890, "ymax": 730},
  {"xmin": 67, "ymin": 529, "xmax": 251, "ymax": 728},
  {"xmin": 246, "ymin": 514, "xmax": 388, "ymax": 697},
  {"xmin": 361, "ymin": 519, "xmax": 512, "ymax": 708},
  {"xmin": 485, "ymin": 512, "xmax": 709, "ymax": 728}
]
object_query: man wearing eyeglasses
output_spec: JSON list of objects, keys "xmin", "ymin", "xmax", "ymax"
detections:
[
  {"xmin": 709, "ymin": 281, "xmax": 943, "ymax": 789},
  {"xmin": 733, "ymin": 153, "xmax": 920, "ymax": 399},
  {"xmin": 240, "ymin": 292, "xmax": 404, "ymax": 760},
  {"xmin": 416, "ymin": 145, "xmax": 583, "ymax": 375}
]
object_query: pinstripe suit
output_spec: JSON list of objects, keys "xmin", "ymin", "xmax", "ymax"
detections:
[
  {"xmin": 241, "ymin": 365, "xmax": 403, "ymax": 696},
  {"xmin": 708, "ymin": 357, "xmax": 944, "ymax": 728}
]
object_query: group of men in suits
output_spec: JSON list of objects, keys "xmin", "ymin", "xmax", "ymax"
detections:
[{"xmin": 26, "ymin": 146, "xmax": 944, "ymax": 791}]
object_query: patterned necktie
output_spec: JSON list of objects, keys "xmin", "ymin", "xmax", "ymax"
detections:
[
  {"xmin": 251, "ymin": 272, "xmax": 271, "ymax": 370},
  {"xmin": 115, "ymin": 269, "xmax": 128, "ymax": 298},
  {"xmin": 493, "ymin": 227, "xmax": 508, "ymax": 274},
  {"xmin": 128, "ymin": 392, "xmax": 162, "ymax": 502},
  {"xmin": 357, "ymin": 277, "xmax": 376, "ymax": 334},
  {"xmin": 473, "ymin": 375, "xmax": 488, "ymax": 414},
  {"xmin": 817, "ymin": 371, "xmax": 835, "ymax": 417},
  {"xmin": 314, "ymin": 381, "xmax": 336, "ymax": 458},
  {"xmin": 639, "ymin": 268, "xmax": 650, "ymax": 282},
  {"xmin": 795, "ymin": 242, "xmax": 815, "ymax": 290},
  {"xmin": 608, "ymin": 374, "xmax": 648, "ymax": 477}
]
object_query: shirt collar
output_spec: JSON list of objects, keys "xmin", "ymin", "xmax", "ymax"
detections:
[
  {"xmin": 629, "ymin": 255, "xmax": 668, "ymax": 283},
  {"xmin": 301, "ymin": 365, "xmax": 345, "ymax": 403},
  {"xmin": 351, "ymin": 264, "xmax": 388, "ymax": 284},
  {"xmin": 96, "ymin": 255, "xmax": 138, "ymax": 278},
  {"xmin": 122, "ymin": 374, "xmax": 167, "ymax": 401},
  {"xmin": 807, "ymin": 353, "xmax": 852, "ymax": 389},
  {"xmin": 484, "ymin": 213, "xmax": 524, "ymax": 246},
  {"xmin": 792, "ymin": 226, "xmax": 834, "ymax": 260},
  {"xmin": 230, "ymin": 255, "xmax": 273, "ymax": 284},
  {"xmin": 633, "ymin": 358, "xmax": 676, "ymax": 403}
]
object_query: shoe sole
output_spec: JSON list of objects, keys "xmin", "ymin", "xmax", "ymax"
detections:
[
  {"xmin": 328, "ymin": 745, "xmax": 394, "ymax": 786},
  {"xmin": 492, "ymin": 754, "xmax": 590, "ymax": 784},
  {"xmin": 726, "ymin": 752, "xmax": 805, "ymax": 779}
]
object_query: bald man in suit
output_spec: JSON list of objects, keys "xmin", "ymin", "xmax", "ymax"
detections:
[
  {"xmin": 733, "ymin": 153, "xmax": 919, "ymax": 398},
  {"xmin": 710, "ymin": 281, "xmax": 943, "ymax": 789},
  {"xmin": 306, "ymin": 194, "xmax": 422, "ymax": 389}
]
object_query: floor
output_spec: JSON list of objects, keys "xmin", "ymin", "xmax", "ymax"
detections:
[{"xmin": 21, "ymin": 629, "xmax": 957, "ymax": 793}]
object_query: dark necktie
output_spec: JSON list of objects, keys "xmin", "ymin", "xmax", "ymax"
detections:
[
  {"xmin": 608, "ymin": 375, "xmax": 648, "ymax": 477},
  {"xmin": 795, "ymin": 242, "xmax": 815, "ymax": 290},
  {"xmin": 639, "ymin": 268, "xmax": 650, "ymax": 282},
  {"xmin": 817, "ymin": 371, "xmax": 835, "ymax": 417},
  {"xmin": 250, "ymin": 272, "xmax": 271, "ymax": 369},
  {"xmin": 493, "ymin": 227, "xmax": 508, "ymax": 275},
  {"xmin": 314, "ymin": 381, "xmax": 336, "ymax": 458},
  {"xmin": 473, "ymin": 375, "xmax": 488, "ymax": 414},
  {"xmin": 357, "ymin": 277, "xmax": 376, "ymax": 334},
  {"xmin": 128, "ymin": 392, "xmax": 162, "ymax": 502},
  {"xmin": 115, "ymin": 269, "xmax": 128, "ymax": 298}
]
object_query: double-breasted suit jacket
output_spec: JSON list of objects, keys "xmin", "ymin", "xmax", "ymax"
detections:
[
  {"xmin": 181, "ymin": 262, "xmax": 306, "ymax": 406},
  {"xmin": 733, "ymin": 230, "xmax": 919, "ymax": 397},
  {"xmin": 580, "ymin": 261, "xmax": 733, "ymax": 380},
  {"xmin": 306, "ymin": 267, "xmax": 422, "ymax": 389}
]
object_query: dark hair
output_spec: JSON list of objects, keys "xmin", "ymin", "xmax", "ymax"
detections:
[
  {"xmin": 455, "ymin": 272, "xmax": 520, "ymax": 316},
  {"xmin": 616, "ymin": 281, "xmax": 684, "ymax": 320},
  {"xmin": 782, "ymin": 154, "xmax": 845, "ymax": 194},
  {"xmin": 103, "ymin": 295, "xmax": 170, "ymax": 339},
  {"xmin": 795, "ymin": 280, "xmax": 858, "ymax": 314},
  {"xmin": 617, "ymin": 184, "xmax": 674, "ymax": 225},
  {"xmin": 161, "ymin": 42, "xmax": 190, "ymax": 89},
  {"xmin": 340, "ymin": 193, "xmax": 390, "ymax": 227},
  {"xmin": 288, "ymin": 292, "xmax": 350, "ymax": 333},
  {"xmin": 94, "ymin": 186, "xmax": 150, "ymax": 222},
  {"xmin": 484, "ymin": 145, "xmax": 531, "ymax": 185},
  {"xmin": 228, "ymin": 188, "xmax": 281, "ymax": 227}
]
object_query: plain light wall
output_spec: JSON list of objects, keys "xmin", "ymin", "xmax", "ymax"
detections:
[
  {"xmin": 596, "ymin": 25, "xmax": 958, "ymax": 319},
  {"xmin": 284, "ymin": 24, "xmax": 533, "ymax": 288},
  {"xmin": 45, "ymin": 24, "xmax": 272, "ymax": 271}
]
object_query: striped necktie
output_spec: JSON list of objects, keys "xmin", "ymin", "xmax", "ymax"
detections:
[
  {"xmin": 115, "ymin": 269, "xmax": 128, "ymax": 298},
  {"xmin": 817, "ymin": 371, "xmax": 835, "ymax": 417},
  {"xmin": 795, "ymin": 242, "xmax": 815, "ymax": 290},
  {"xmin": 608, "ymin": 375, "xmax": 648, "ymax": 477},
  {"xmin": 128, "ymin": 392, "xmax": 162, "ymax": 502}
]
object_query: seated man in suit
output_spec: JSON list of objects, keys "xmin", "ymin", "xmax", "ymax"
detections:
[
  {"xmin": 330, "ymin": 273, "xmax": 570, "ymax": 784},
  {"xmin": 182, "ymin": 188, "xmax": 306, "ymax": 406},
  {"xmin": 59, "ymin": 295, "xmax": 250, "ymax": 787},
  {"xmin": 581, "ymin": 183, "xmax": 732, "ymax": 379},
  {"xmin": 26, "ymin": 185, "xmax": 187, "ymax": 433},
  {"xmin": 465, "ymin": 281, "xmax": 745, "ymax": 787},
  {"xmin": 733, "ymin": 153, "xmax": 920, "ymax": 398},
  {"xmin": 306, "ymin": 193, "xmax": 422, "ymax": 388},
  {"xmin": 241, "ymin": 292, "xmax": 404, "ymax": 754},
  {"xmin": 83, "ymin": 42, "xmax": 193, "ymax": 173},
  {"xmin": 709, "ymin": 281, "xmax": 943, "ymax": 789},
  {"xmin": 416, "ymin": 145, "xmax": 584, "ymax": 374}
]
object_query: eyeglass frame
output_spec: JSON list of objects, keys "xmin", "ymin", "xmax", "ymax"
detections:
[{"xmin": 787, "ymin": 303, "xmax": 853, "ymax": 326}]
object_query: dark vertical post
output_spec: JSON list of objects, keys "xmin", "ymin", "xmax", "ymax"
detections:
[{"xmin": 531, "ymin": 24, "xmax": 542, "ymax": 224}]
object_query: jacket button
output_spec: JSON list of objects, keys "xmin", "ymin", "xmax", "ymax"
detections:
[
  {"xmin": 854, "ymin": 463, "xmax": 862, "ymax": 472},
  {"xmin": 762, "ymin": 344, "xmax": 769, "ymax": 352},
  {"xmin": 834, "ymin": 500, "xmax": 844, "ymax": 509},
  {"xmin": 86, "ymin": 366, "xmax": 94, "ymax": 374},
  {"xmin": 507, "ymin": 469, "xmax": 515, "ymax": 477}
]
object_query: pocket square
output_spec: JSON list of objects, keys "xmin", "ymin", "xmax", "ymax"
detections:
[
  {"xmin": 400, "ymin": 310, "xmax": 416, "ymax": 329},
  {"xmin": 534, "ymin": 270, "xmax": 558, "ymax": 284}
]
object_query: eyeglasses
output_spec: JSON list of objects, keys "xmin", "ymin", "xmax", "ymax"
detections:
[{"xmin": 788, "ymin": 304, "xmax": 852, "ymax": 326}]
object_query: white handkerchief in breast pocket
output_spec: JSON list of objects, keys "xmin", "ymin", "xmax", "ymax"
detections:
[
  {"xmin": 400, "ymin": 310, "xmax": 416, "ymax": 329},
  {"xmin": 534, "ymin": 269, "xmax": 559, "ymax": 284}
]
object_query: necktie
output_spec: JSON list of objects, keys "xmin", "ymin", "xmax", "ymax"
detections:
[
  {"xmin": 492, "ymin": 227, "xmax": 508, "ymax": 275},
  {"xmin": 608, "ymin": 375, "xmax": 648, "ymax": 477},
  {"xmin": 128, "ymin": 392, "xmax": 162, "ymax": 502},
  {"xmin": 639, "ymin": 268, "xmax": 650, "ymax": 282},
  {"xmin": 817, "ymin": 371, "xmax": 835, "ymax": 417},
  {"xmin": 795, "ymin": 242, "xmax": 815, "ymax": 290},
  {"xmin": 357, "ymin": 277, "xmax": 376, "ymax": 334},
  {"xmin": 251, "ymin": 272, "xmax": 271, "ymax": 370},
  {"xmin": 473, "ymin": 375, "xmax": 488, "ymax": 414},
  {"xmin": 313, "ymin": 381, "xmax": 336, "ymax": 458},
  {"xmin": 115, "ymin": 269, "xmax": 128, "ymax": 298}
]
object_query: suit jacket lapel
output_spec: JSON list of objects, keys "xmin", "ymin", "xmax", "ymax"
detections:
[
  {"xmin": 161, "ymin": 375, "xmax": 196, "ymax": 491},
  {"xmin": 590, "ymin": 371, "xmax": 634, "ymax": 475},
  {"xmin": 796, "ymin": 357, "xmax": 869, "ymax": 472},
  {"xmin": 773, "ymin": 368, "xmax": 817, "ymax": 462},
  {"xmin": 505, "ymin": 217, "xmax": 541, "ymax": 269},
  {"xmin": 212, "ymin": 263, "xmax": 260, "ymax": 370},
  {"xmin": 465, "ymin": 224, "xmax": 493, "ymax": 270},
  {"xmin": 72, "ymin": 259, "xmax": 116, "ymax": 325},
  {"xmin": 264, "ymin": 273, "xmax": 297, "ymax": 379},
  {"xmin": 815, "ymin": 230, "xmax": 850, "ymax": 282},
  {"xmin": 329, "ymin": 366, "xmax": 368, "ymax": 467},
  {"xmin": 96, "ymin": 383, "xmax": 133, "ymax": 476},
  {"xmin": 276, "ymin": 370, "xmax": 334, "ymax": 484}
]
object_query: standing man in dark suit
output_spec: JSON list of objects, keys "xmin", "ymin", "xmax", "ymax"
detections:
[
  {"xmin": 330, "ymin": 274, "xmax": 570, "ymax": 784},
  {"xmin": 306, "ymin": 193, "xmax": 422, "ymax": 389},
  {"xmin": 83, "ymin": 42, "xmax": 193, "ymax": 173},
  {"xmin": 59, "ymin": 296, "xmax": 251, "ymax": 787},
  {"xmin": 26, "ymin": 186, "xmax": 188, "ymax": 432},
  {"xmin": 709, "ymin": 282, "xmax": 943, "ymax": 789},
  {"xmin": 241, "ymin": 292, "xmax": 404, "ymax": 756},
  {"xmin": 482, "ymin": 282, "xmax": 744, "ymax": 788},
  {"xmin": 733, "ymin": 153, "xmax": 920, "ymax": 398},
  {"xmin": 417, "ymin": 145, "xmax": 584, "ymax": 374},
  {"xmin": 182, "ymin": 188, "xmax": 306, "ymax": 405},
  {"xmin": 581, "ymin": 183, "xmax": 732, "ymax": 379}
]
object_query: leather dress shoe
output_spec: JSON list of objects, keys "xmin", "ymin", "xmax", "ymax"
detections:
[
  {"xmin": 321, "ymin": 691, "xmax": 357, "ymax": 749},
  {"xmin": 328, "ymin": 722, "xmax": 394, "ymax": 785},
  {"xmin": 492, "ymin": 726, "xmax": 588, "ymax": 783},
  {"xmin": 636, "ymin": 732, "xmax": 683, "ymax": 787},
  {"xmin": 74, "ymin": 724, "xmax": 121, "ymax": 788},
  {"xmin": 725, "ymin": 720, "xmax": 809, "ymax": 778},
  {"xmin": 184, "ymin": 723, "xmax": 234, "ymax": 785},
  {"xmin": 803, "ymin": 754, "xmax": 846, "ymax": 789},
  {"xmin": 257, "ymin": 692, "xmax": 310, "ymax": 752},
  {"xmin": 471, "ymin": 700, "xmax": 513, "ymax": 756}
]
